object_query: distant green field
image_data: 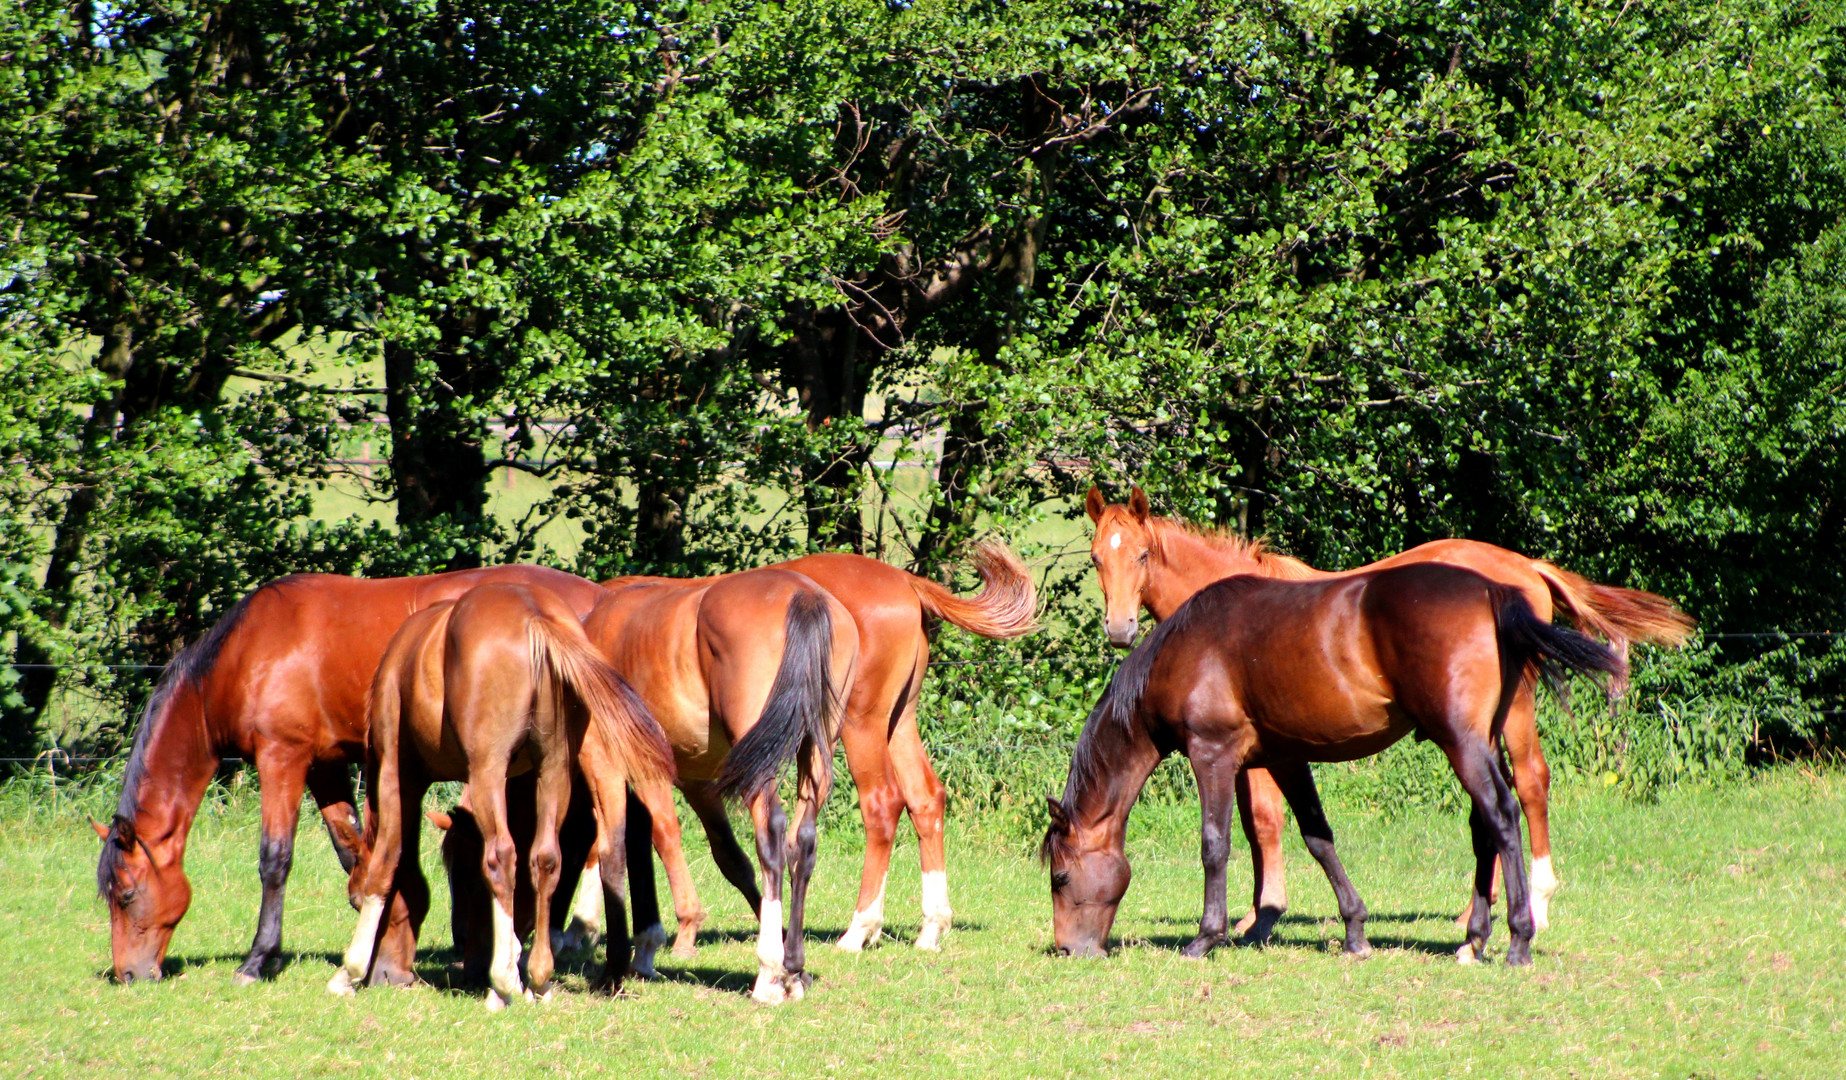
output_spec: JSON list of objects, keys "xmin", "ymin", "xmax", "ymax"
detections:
[{"xmin": 6, "ymin": 771, "xmax": 1843, "ymax": 1078}]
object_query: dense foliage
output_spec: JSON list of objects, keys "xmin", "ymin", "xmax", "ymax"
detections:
[{"xmin": 2, "ymin": 0, "xmax": 1842, "ymax": 765}]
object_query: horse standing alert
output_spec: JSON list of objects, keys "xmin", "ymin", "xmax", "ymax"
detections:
[
  {"xmin": 1044, "ymin": 563, "xmax": 1625, "ymax": 966},
  {"xmin": 1083, "ymin": 487, "xmax": 1693, "ymax": 947}
]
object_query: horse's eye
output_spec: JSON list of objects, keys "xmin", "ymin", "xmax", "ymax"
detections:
[
  {"xmin": 118, "ymin": 889, "xmax": 137, "ymax": 906},
  {"xmin": 1051, "ymin": 871, "xmax": 1071, "ymax": 891},
  {"xmin": 1136, "ymin": 551, "xmax": 1149, "ymax": 564}
]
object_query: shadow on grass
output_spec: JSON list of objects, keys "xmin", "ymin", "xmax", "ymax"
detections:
[{"xmin": 1130, "ymin": 931, "xmax": 1464, "ymax": 958}]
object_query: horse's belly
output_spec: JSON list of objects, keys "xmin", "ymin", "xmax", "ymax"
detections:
[{"xmin": 1246, "ymin": 701, "xmax": 1411, "ymax": 764}]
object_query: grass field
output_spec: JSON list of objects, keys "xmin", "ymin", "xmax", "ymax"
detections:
[{"xmin": 5, "ymin": 772, "xmax": 1844, "ymax": 1079}]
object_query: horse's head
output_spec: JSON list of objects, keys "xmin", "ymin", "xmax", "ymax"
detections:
[
  {"xmin": 1040, "ymin": 795, "xmax": 1131, "ymax": 957},
  {"xmin": 1086, "ymin": 486, "xmax": 1156, "ymax": 648},
  {"xmin": 95, "ymin": 814, "xmax": 189, "ymax": 983}
]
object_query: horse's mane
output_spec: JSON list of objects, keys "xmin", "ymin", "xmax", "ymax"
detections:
[
  {"xmin": 1145, "ymin": 515, "xmax": 1318, "ymax": 581},
  {"xmin": 99, "ymin": 577, "xmax": 289, "ymax": 896}
]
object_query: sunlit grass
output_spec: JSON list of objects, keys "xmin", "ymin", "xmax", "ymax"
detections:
[{"xmin": 4, "ymin": 771, "xmax": 1843, "ymax": 1078}]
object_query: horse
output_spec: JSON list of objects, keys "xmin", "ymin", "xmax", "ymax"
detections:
[
  {"xmin": 327, "ymin": 582, "xmax": 674, "ymax": 1009},
  {"xmin": 1042, "ymin": 563, "xmax": 1627, "ymax": 966},
  {"xmin": 582, "ymin": 567, "xmax": 859, "ymax": 1003},
  {"xmin": 553, "ymin": 543, "xmax": 1037, "ymax": 959},
  {"xmin": 94, "ymin": 565, "xmax": 606, "ymax": 985},
  {"xmin": 1084, "ymin": 486, "xmax": 1693, "ymax": 947}
]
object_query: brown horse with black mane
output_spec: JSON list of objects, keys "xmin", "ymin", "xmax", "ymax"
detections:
[
  {"xmin": 328, "ymin": 582, "xmax": 673, "ymax": 1009},
  {"xmin": 1043, "ymin": 563, "xmax": 1627, "ymax": 966},
  {"xmin": 1084, "ymin": 487, "xmax": 1693, "ymax": 946},
  {"xmin": 94, "ymin": 565, "xmax": 604, "ymax": 984}
]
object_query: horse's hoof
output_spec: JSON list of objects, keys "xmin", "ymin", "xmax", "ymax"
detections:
[
  {"xmin": 233, "ymin": 970, "xmax": 261, "ymax": 987},
  {"xmin": 485, "ymin": 990, "xmax": 507, "ymax": 1012},
  {"xmin": 326, "ymin": 969, "xmax": 356, "ymax": 997},
  {"xmin": 914, "ymin": 923, "xmax": 945, "ymax": 951},
  {"xmin": 751, "ymin": 971, "xmax": 788, "ymax": 1005},
  {"xmin": 671, "ymin": 944, "xmax": 698, "ymax": 960},
  {"xmin": 1346, "ymin": 942, "xmax": 1374, "ymax": 960},
  {"xmin": 628, "ymin": 961, "xmax": 661, "ymax": 982},
  {"xmin": 784, "ymin": 971, "xmax": 810, "ymax": 1002},
  {"xmin": 1455, "ymin": 942, "xmax": 1482, "ymax": 965},
  {"xmin": 1181, "ymin": 935, "xmax": 1222, "ymax": 959}
]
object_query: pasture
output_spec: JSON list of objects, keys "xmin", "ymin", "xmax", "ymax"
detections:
[{"xmin": 6, "ymin": 771, "xmax": 1843, "ymax": 1079}]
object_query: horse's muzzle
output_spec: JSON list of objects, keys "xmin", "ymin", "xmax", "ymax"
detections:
[
  {"xmin": 1104, "ymin": 620, "xmax": 1139, "ymax": 649},
  {"xmin": 1056, "ymin": 942, "xmax": 1108, "ymax": 958}
]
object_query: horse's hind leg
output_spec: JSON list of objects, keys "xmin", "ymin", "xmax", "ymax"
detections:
[
  {"xmin": 237, "ymin": 745, "xmax": 310, "ymax": 984},
  {"xmin": 782, "ymin": 739, "xmax": 832, "ymax": 999},
  {"xmin": 888, "ymin": 703, "xmax": 953, "ymax": 951},
  {"xmin": 838, "ymin": 691, "xmax": 903, "ymax": 952},
  {"xmin": 686, "ymin": 781, "xmax": 763, "ymax": 915},
  {"xmin": 633, "ymin": 779, "xmax": 707, "ymax": 966},
  {"xmin": 308, "ymin": 763, "xmax": 364, "ymax": 875},
  {"xmin": 470, "ymin": 766, "xmax": 528, "ymax": 1010},
  {"xmin": 1234, "ymin": 768, "xmax": 1290, "ymax": 941},
  {"xmin": 747, "ymin": 791, "xmax": 792, "ymax": 1004},
  {"xmin": 1503, "ymin": 685, "xmax": 1557, "ymax": 931},
  {"xmin": 1266, "ymin": 762, "xmax": 1371, "ymax": 957},
  {"xmin": 1445, "ymin": 741, "xmax": 1535, "ymax": 966},
  {"xmin": 522, "ymin": 755, "xmax": 569, "ymax": 1000},
  {"xmin": 329, "ymin": 759, "xmax": 417, "ymax": 995}
]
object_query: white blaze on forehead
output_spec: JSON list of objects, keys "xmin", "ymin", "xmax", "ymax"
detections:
[{"xmin": 1109, "ymin": 532, "xmax": 1122, "ymax": 550}]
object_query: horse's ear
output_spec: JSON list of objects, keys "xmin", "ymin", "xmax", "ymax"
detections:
[
  {"xmin": 90, "ymin": 816, "xmax": 110, "ymax": 841},
  {"xmin": 426, "ymin": 810, "xmax": 452, "ymax": 832},
  {"xmin": 1128, "ymin": 486, "xmax": 1151, "ymax": 522},
  {"xmin": 112, "ymin": 814, "xmax": 136, "ymax": 850},
  {"xmin": 1045, "ymin": 794, "xmax": 1070, "ymax": 830},
  {"xmin": 1084, "ymin": 486, "xmax": 1106, "ymax": 523}
]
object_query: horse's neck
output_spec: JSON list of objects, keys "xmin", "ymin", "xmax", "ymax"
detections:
[
  {"xmin": 124, "ymin": 683, "xmax": 220, "ymax": 851},
  {"xmin": 1065, "ymin": 715, "xmax": 1165, "ymax": 839},
  {"xmin": 1144, "ymin": 526, "xmax": 1323, "ymax": 619}
]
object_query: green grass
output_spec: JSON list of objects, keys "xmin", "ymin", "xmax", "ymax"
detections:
[{"xmin": 5, "ymin": 772, "xmax": 1844, "ymax": 1078}]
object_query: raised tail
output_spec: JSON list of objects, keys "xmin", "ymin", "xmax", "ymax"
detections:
[
  {"xmin": 528, "ymin": 615, "xmax": 676, "ymax": 790},
  {"xmin": 908, "ymin": 541, "xmax": 1040, "ymax": 638},
  {"xmin": 1530, "ymin": 561, "xmax": 1697, "ymax": 652},
  {"xmin": 714, "ymin": 591, "xmax": 839, "ymax": 803},
  {"xmin": 1492, "ymin": 585, "xmax": 1628, "ymax": 708}
]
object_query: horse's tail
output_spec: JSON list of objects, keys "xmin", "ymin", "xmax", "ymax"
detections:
[
  {"xmin": 908, "ymin": 541, "xmax": 1040, "ymax": 639},
  {"xmin": 715, "ymin": 591, "xmax": 839, "ymax": 803},
  {"xmin": 1492, "ymin": 585, "xmax": 1628, "ymax": 723},
  {"xmin": 1529, "ymin": 561, "xmax": 1697, "ymax": 659},
  {"xmin": 528, "ymin": 613, "xmax": 676, "ymax": 790}
]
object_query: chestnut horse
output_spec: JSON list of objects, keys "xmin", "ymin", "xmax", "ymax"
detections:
[
  {"xmin": 328, "ymin": 583, "xmax": 673, "ymax": 1008},
  {"xmin": 94, "ymin": 565, "xmax": 605, "ymax": 984},
  {"xmin": 1084, "ymin": 487, "xmax": 1693, "ymax": 946},
  {"xmin": 583, "ymin": 568, "xmax": 859, "ymax": 1004},
  {"xmin": 1043, "ymin": 564, "xmax": 1626, "ymax": 965},
  {"xmin": 555, "ymin": 544, "xmax": 1037, "ymax": 958}
]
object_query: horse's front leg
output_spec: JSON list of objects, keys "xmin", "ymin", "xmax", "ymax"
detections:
[
  {"xmin": 1184, "ymin": 751, "xmax": 1242, "ymax": 958},
  {"xmin": 238, "ymin": 745, "xmax": 310, "ymax": 984}
]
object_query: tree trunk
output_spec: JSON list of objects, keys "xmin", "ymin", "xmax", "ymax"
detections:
[
  {"xmin": 783, "ymin": 307, "xmax": 869, "ymax": 553},
  {"xmin": 382, "ymin": 340, "xmax": 491, "ymax": 568},
  {"xmin": 9, "ymin": 326, "xmax": 135, "ymax": 752}
]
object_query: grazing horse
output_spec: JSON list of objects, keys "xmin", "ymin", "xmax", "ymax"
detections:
[
  {"xmin": 327, "ymin": 583, "xmax": 673, "ymax": 1009},
  {"xmin": 1043, "ymin": 564, "xmax": 1626, "ymax": 965},
  {"xmin": 555, "ymin": 544, "xmax": 1037, "ymax": 958},
  {"xmin": 93, "ymin": 565, "xmax": 605, "ymax": 985},
  {"xmin": 1084, "ymin": 486, "xmax": 1693, "ymax": 945},
  {"xmin": 583, "ymin": 568, "xmax": 859, "ymax": 1003}
]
